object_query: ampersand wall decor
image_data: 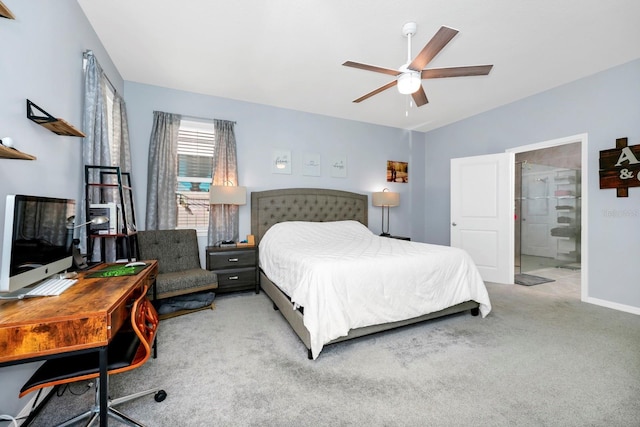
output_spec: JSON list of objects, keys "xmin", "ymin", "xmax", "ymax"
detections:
[{"xmin": 599, "ymin": 137, "xmax": 640, "ymax": 197}]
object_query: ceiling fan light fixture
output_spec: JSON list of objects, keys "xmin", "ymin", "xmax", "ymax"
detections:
[
  {"xmin": 344, "ymin": 23, "xmax": 491, "ymax": 107},
  {"xmin": 397, "ymin": 71, "xmax": 421, "ymax": 95}
]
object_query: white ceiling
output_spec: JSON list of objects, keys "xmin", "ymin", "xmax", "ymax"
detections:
[{"xmin": 77, "ymin": 0, "xmax": 640, "ymax": 133}]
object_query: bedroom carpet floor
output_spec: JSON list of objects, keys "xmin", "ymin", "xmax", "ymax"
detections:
[{"xmin": 27, "ymin": 281, "xmax": 639, "ymax": 427}]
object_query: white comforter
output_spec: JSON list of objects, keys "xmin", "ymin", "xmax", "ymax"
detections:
[{"xmin": 259, "ymin": 220, "xmax": 491, "ymax": 359}]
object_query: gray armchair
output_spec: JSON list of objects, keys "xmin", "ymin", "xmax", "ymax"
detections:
[{"xmin": 137, "ymin": 229, "xmax": 218, "ymax": 318}]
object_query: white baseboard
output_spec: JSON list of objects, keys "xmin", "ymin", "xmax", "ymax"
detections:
[{"xmin": 584, "ymin": 296, "xmax": 640, "ymax": 315}]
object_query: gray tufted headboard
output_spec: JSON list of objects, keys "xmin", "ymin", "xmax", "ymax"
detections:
[{"xmin": 251, "ymin": 188, "xmax": 368, "ymax": 243}]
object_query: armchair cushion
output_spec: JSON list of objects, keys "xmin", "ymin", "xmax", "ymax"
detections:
[{"xmin": 156, "ymin": 268, "xmax": 217, "ymax": 297}]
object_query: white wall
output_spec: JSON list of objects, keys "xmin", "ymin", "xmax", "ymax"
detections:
[
  {"xmin": 124, "ymin": 82, "xmax": 424, "ymax": 240},
  {"xmin": 0, "ymin": 0, "xmax": 123, "ymax": 419},
  {"xmin": 423, "ymin": 58, "xmax": 640, "ymax": 312}
]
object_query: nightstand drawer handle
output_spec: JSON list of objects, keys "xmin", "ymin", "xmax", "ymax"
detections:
[
  {"xmin": 228, "ymin": 275, "xmax": 239, "ymax": 280},
  {"xmin": 228, "ymin": 258, "xmax": 239, "ymax": 262}
]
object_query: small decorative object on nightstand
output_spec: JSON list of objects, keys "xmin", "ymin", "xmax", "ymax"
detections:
[{"xmin": 206, "ymin": 246, "xmax": 259, "ymax": 294}]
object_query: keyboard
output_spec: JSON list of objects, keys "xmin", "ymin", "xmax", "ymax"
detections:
[{"xmin": 25, "ymin": 277, "xmax": 78, "ymax": 297}]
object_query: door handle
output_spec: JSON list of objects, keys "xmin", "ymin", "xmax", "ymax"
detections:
[
  {"xmin": 452, "ymin": 222, "xmax": 457, "ymax": 226},
  {"xmin": 228, "ymin": 258, "xmax": 239, "ymax": 262}
]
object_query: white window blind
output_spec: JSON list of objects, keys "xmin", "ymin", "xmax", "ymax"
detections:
[{"xmin": 176, "ymin": 119, "xmax": 215, "ymax": 231}]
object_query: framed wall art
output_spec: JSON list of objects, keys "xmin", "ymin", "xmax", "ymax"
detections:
[
  {"xmin": 330, "ymin": 156, "xmax": 347, "ymax": 178},
  {"xmin": 272, "ymin": 149, "xmax": 292, "ymax": 174},
  {"xmin": 387, "ymin": 160, "xmax": 408, "ymax": 183},
  {"xmin": 302, "ymin": 152, "xmax": 321, "ymax": 177}
]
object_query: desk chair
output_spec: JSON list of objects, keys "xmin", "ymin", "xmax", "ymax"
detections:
[{"xmin": 20, "ymin": 284, "xmax": 166, "ymax": 427}]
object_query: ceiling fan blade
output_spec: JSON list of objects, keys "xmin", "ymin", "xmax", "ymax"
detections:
[
  {"xmin": 421, "ymin": 65, "xmax": 493, "ymax": 79},
  {"xmin": 353, "ymin": 80, "xmax": 398, "ymax": 103},
  {"xmin": 343, "ymin": 61, "xmax": 401, "ymax": 77},
  {"xmin": 411, "ymin": 86, "xmax": 428, "ymax": 107},
  {"xmin": 408, "ymin": 26, "xmax": 459, "ymax": 72}
]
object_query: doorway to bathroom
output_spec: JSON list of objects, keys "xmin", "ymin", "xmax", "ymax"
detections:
[{"xmin": 513, "ymin": 140, "xmax": 582, "ymax": 296}]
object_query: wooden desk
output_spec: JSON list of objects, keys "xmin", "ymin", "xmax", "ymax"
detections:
[{"xmin": 0, "ymin": 260, "xmax": 158, "ymax": 427}]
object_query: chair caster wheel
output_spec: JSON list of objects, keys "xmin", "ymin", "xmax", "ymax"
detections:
[{"xmin": 155, "ymin": 390, "xmax": 167, "ymax": 402}]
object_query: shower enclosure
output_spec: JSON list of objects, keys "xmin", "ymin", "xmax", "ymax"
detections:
[{"xmin": 515, "ymin": 160, "xmax": 581, "ymax": 274}]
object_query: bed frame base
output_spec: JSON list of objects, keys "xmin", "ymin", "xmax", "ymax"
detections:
[{"xmin": 261, "ymin": 270, "xmax": 481, "ymax": 359}]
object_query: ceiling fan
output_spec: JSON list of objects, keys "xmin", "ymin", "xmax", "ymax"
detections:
[{"xmin": 343, "ymin": 22, "xmax": 493, "ymax": 107}]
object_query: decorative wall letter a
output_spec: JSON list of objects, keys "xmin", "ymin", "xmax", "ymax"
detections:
[{"xmin": 599, "ymin": 137, "xmax": 640, "ymax": 197}]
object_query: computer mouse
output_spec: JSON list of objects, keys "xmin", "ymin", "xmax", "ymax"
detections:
[{"xmin": 125, "ymin": 261, "xmax": 147, "ymax": 268}]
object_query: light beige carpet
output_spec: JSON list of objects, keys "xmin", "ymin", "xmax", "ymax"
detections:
[{"xmin": 28, "ymin": 282, "xmax": 640, "ymax": 426}]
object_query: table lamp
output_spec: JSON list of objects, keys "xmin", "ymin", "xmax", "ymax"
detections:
[
  {"xmin": 209, "ymin": 184, "xmax": 246, "ymax": 244},
  {"xmin": 372, "ymin": 188, "xmax": 400, "ymax": 236},
  {"xmin": 209, "ymin": 185, "xmax": 247, "ymax": 206}
]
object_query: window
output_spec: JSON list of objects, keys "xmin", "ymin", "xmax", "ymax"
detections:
[{"xmin": 176, "ymin": 119, "xmax": 215, "ymax": 232}]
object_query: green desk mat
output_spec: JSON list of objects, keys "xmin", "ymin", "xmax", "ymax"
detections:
[{"xmin": 85, "ymin": 263, "xmax": 149, "ymax": 278}]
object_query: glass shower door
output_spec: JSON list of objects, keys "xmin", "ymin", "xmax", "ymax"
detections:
[{"xmin": 517, "ymin": 163, "xmax": 581, "ymax": 274}]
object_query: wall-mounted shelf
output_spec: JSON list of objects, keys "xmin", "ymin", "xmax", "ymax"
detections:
[
  {"xmin": 26, "ymin": 99, "xmax": 86, "ymax": 137},
  {"xmin": 0, "ymin": 144, "xmax": 36, "ymax": 160},
  {"xmin": 0, "ymin": 1, "xmax": 15, "ymax": 19}
]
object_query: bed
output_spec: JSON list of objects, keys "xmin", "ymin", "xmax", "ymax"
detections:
[{"xmin": 251, "ymin": 188, "xmax": 491, "ymax": 359}]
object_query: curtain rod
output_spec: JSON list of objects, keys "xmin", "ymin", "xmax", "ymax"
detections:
[
  {"xmin": 83, "ymin": 50, "xmax": 117, "ymax": 95},
  {"xmin": 182, "ymin": 114, "xmax": 237, "ymax": 125}
]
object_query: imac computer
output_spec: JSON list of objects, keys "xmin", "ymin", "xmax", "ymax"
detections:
[{"xmin": 0, "ymin": 194, "xmax": 76, "ymax": 297}]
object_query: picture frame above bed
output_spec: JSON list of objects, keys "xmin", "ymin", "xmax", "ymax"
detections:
[
  {"xmin": 302, "ymin": 152, "xmax": 321, "ymax": 176},
  {"xmin": 330, "ymin": 155, "xmax": 347, "ymax": 178},
  {"xmin": 272, "ymin": 149, "xmax": 291, "ymax": 174}
]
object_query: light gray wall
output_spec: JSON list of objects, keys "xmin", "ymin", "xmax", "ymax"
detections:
[
  {"xmin": 0, "ymin": 0, "xmax": 123, "ymax": 419},
  {"xmin": 1, "ymin": 0, "xmax": 637, "ymax": 420},
  {"xmin": 124, "ymin": 82, "xmax": 424, "ymax": 240},
  {"xmin": 423, "ymin": 58, "xmax": 640, "ymax": 310}
]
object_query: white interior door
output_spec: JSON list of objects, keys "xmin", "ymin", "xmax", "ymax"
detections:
[{"xmin": 451, "ymin": 152, "xmax": 514, "ymax": 284}]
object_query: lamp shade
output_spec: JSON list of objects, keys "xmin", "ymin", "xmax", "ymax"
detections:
[
  {"xmin": 209, "ymin": 185, "xmax": 247, "ymax": 205},
  {"xmin": 372, "ymin": 191, "xmax": 400, "ymax": 207}
]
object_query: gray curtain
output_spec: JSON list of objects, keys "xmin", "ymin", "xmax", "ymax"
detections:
[
  {"xmin": 146, "ymin": 111, "xmax": 182, "ymax": 230},
  {"xmin": 208, "ymin": 119, "xmax": 239, "ymax": 245},
  {"xmin": 82, "ymin": 53, "xmax": 111, "ymax": 169},
  {"xmin": 111, "ymin": 95, "xmax": 135, "ymax": 232},
  {"xmin": 112, "ymin": 95, "xmax": 132, "ymax": 174},
  {"xmin": 81, "ymin": 52, "xmax": 111, "ymax": 259}
]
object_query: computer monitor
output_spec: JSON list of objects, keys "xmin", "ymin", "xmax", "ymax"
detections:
[{"xmin": 0, "ymin": 195, "xmax": 76, "ymax": 293}]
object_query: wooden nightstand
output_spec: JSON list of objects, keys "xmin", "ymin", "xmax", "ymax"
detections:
[{"xmin": 206, "ymin": 246, "xmax": 259, "ymax": 294}]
